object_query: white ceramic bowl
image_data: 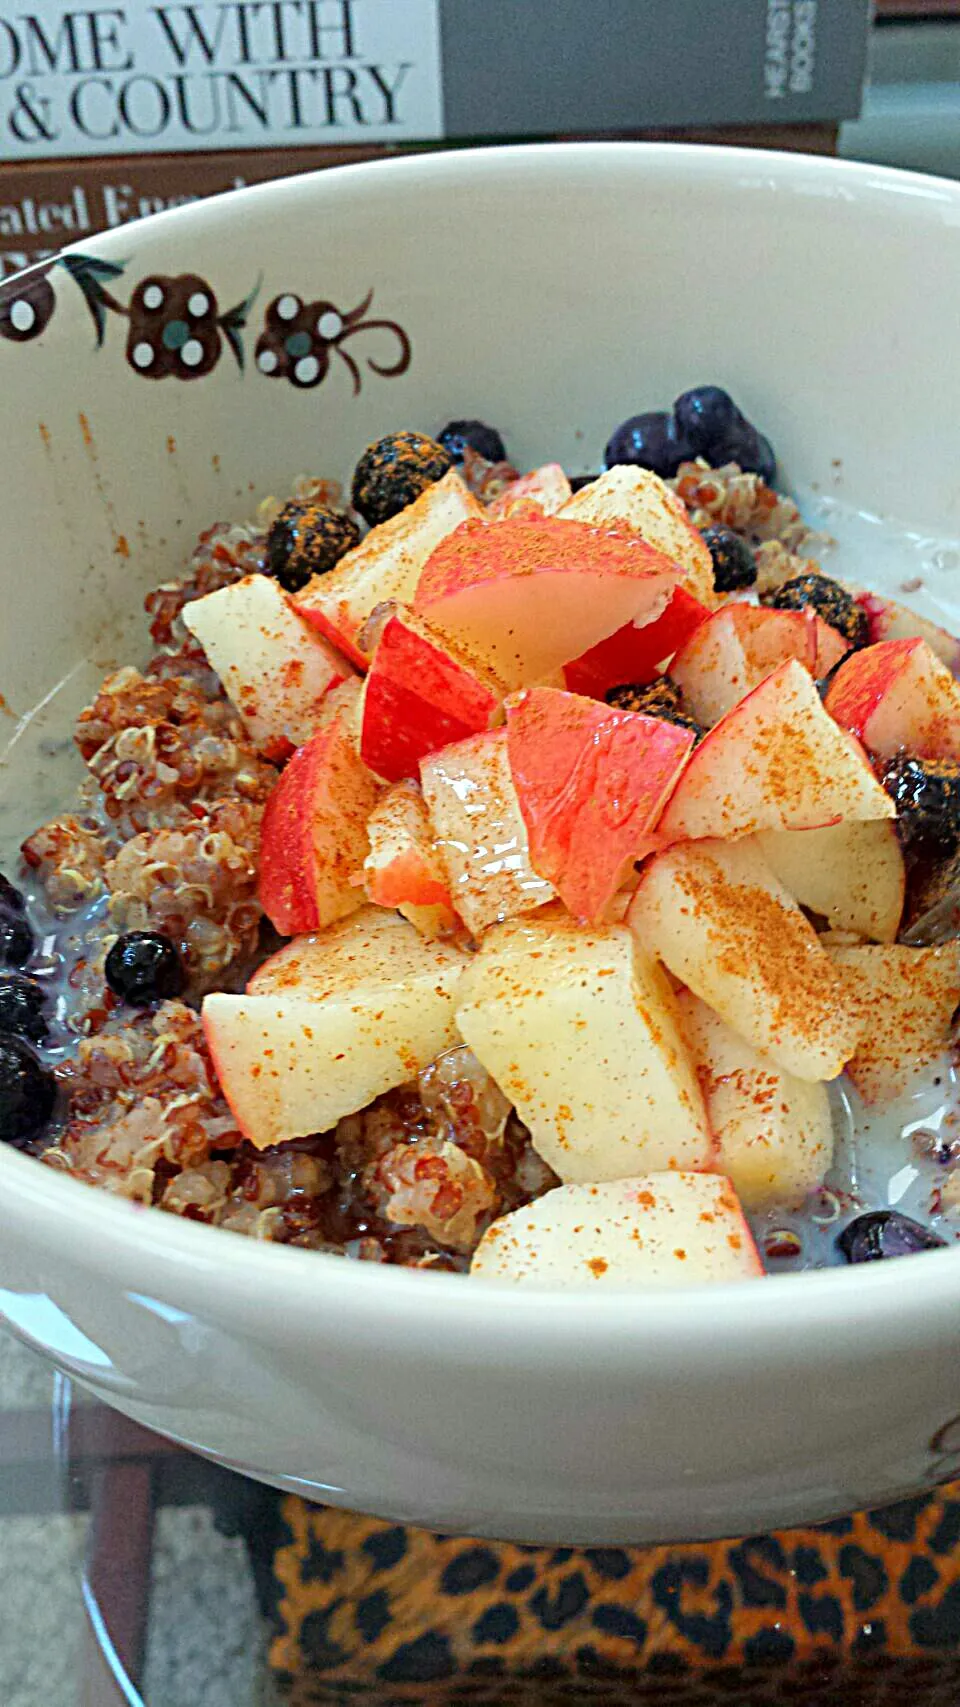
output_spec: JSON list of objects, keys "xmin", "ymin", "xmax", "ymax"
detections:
[{"xmin": 2, "ymin": 143, "xmax": 960, "ymax": 1546}]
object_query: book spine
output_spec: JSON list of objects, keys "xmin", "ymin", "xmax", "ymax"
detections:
[{"xmin": 0, "ymin": 0, "xmax": 869, "ymax": 165}]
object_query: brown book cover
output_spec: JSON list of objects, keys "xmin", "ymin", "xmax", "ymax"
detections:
[{"xmin": 0, "ymin": 125, "xmax": 837, "ymax": 279}]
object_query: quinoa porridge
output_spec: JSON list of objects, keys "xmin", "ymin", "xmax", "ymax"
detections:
[{"xmin": 3, "ymin": 388, "xmax": 960, "ymax": 1288}]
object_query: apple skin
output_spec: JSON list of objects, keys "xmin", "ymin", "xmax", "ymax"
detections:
[
  {"xmin": 203, "ymin": 908, "xmax": 470, "ymax": 1149},
  {"xmin": 293, "ymin": 469, "xmax": 484, "ymax": 669},
  {"xmin": 359, "ymin": 606, "xmax": 505, "ymax": 784},
  {"xmin": 628, "ymin": 836, "xmax": 862, "ymax": 1082},
  {"xmin": 563, "ymin": 585, "xmax": 711, "ymax": 698},
  {"xmin": 754, "ymin": 820, "xmax": 904, "ymax": 943},
  {"xmin": 826, "ymin": 941, "xmax": 960, "ymax": 1105},
  {"xmin": 505, "ymin": 686, "xmax": 694, "ymax": 923},
  {"xmin": 257, "ymin": 717, "xmax": 381, "ymax": 936},
  {"xmin": 677, "ymin": 990, "xmax": 833, "ymax": 1212},
  {"xmin": 470, "ymin": 1173, "xmax": 763, "ymax": 1285},
  {"xmin": 671, "ymin": 603, "xmax": 849, "ymax": 727},
  {"xmin": 658, "ymin": 659, "xmax": 894, "ymax": 842},
  {"xmin": 413, "ymin": 514, "xmax": 679, "ymax": 689},
  {"xmin": 455, "ymin": 905, "xmax": 713, "ymax": 1183},
  {"xmin": 488, "ymin": 463, "xmax": 572, "ymax": 520},
  {"xmin": 182, "ymin": 572, "xmax": 353, "ymax": 761},
  {"xmin": 824, "ymin": 636, "xmax": 960, "ymax": 762},
  {"xmin": 559, "ymin": 464, "xmax": 717, "ymax": 607},
  {"xmin": 420, "ymin": 728, "xmax": 554, "ymax": 936}
]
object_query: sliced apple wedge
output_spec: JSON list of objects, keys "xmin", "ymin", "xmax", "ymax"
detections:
[
  {"xmin": 359, "ymin": 606, "xmax": 505, "ymax": 783},
  {"xmin": 824, "ymin": 637, "xmax": 960, "ymax": 762},
  {"xmin": 559, "ymin": 464, "xmax": 717, "ymax": 606},
  {"xmin": 488, "ymin": 463, "xmax": 572, "ymax": 520},
  {"xmin": 826, "ymin": 941, "xmax": 960, "ymax": 1104},
  {"xmin": 470, "ymin": 1174, "xmax": 763, "ymax": 1286},
  {"xmin": 755, "ymin": 820, "xmax": 904, "ymax": 942},
  {"xmin": 364, "ymin": 779, "xmax": 458, "ymax": 937},
  {"xmin": 677, "ymin": 992, "xmax": 833, "ymax": 1210},
  {"xmin": 629, "ymin": 838, "xmax": 861, "ymax": 1081},
  {"xmin": 413, "ymin": 514, "xmax": 678, "ymax": 689},
  {"xmin": 563, "ymin": 585, "xmax": 711, "ymax": 698},
  {"xmin": 671, "ymin": 604, "xmax": 850, "ymax": 727},
  {"xmin": 257, "ymin": 718, "xmax": 381, "ymax": 936},
  {"xmin": 659, "ymin": 660, "xmax": 894, "ymax": 842},
  {"xmin": 182, "ymin": 573, "xmax": 353, "ymax": 761},
  {"xmin": 293, "ymin": 470, "xmax": 484, "ymax": 668},
  {"xmin": 203, "ymin": 909, "xmax": 470, "ymax": 1148},
  {"xmin": 420, "ymin": 729, "xmax": 555, "ymax": 935},
  {"xmin": 455, "ymin": 906, "xmax": 712, "ymax": 1183},
  {"xmin": 505, "ymin": 686, "xmax": 694, "ymax": 922}
]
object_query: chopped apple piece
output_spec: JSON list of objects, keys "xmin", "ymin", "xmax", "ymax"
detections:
[
  {"xmin": 359, "ymin": 606, "xmax": 504, "ymax": 783},
  {"xmin": 203, "ymin": 909, "xmax": 470, "ymax": 1148},
  {"xmin": 559, "ymin": 464, "xmax": 717, "ymax": 606},
  {"xmin": 413, "ymin": 514, "xmax": 678, "ymax": 689},
  {"xmin": 364, "ymin": 779, "xmax": 458, "ymax": 937},
  {"xmin": 488, "ymin": 463, "xmax": 572, "ymax": 519},
  {"xmin": 671, "ymin": 604, "xmax": 850, "ymax": 727},
  {"xmin": 659, "ymin": 660, "xmax": 894, "ymax": 842},
  {"xmin": 677, "ymin": 992, "xmax": 833, "ymax": 1210},
  {"xmin": 824, "ymin": 637, "xmax": 960, "ymax": 762},
  {"xmin": 420, "ymin": 729, "xmax": 554, "ymax": 935},
  {"xmin": 852, "ymin": 587, "xmax": 960, "ymax": 672},
  {"xmin": 755, "ymin": 820, "xmax": 904, "ymax": 942},
  {"xmin": 470, "ymin": 1173, "xmax": 762, "ymax": 1286},
  {"xmin": 293, "ymin": 470, "xmax": 484, "ymax": 668},
  {"xmin": 456, "ymin": 907, "xmax": 712, "ymax": 1183},
  {"xmin": 258, "ymin": 717, "xmax": 381, "ymax": 936},
  {"xmin": 629, "ymin": 838, "xmax": 861, "ymax": 1081},
  {"xmin": 505, "ymin": 686, "xmax": 694, "ymax": 922},
  {"xmin": 182, "ymin": 573, "xmax": 352, "ymax": 761},
  {"xmin": 826, "ymin": 942, "xmax": 960, "ymax": 1104},
  {"xmin": 563, "ymin": 585, "xmax": 711, "ymax": 698}
]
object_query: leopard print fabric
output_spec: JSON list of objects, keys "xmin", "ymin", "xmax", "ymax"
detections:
[{"xmin": 267, "ymin": 1485, "xmax": 960, "ymax": 1705}]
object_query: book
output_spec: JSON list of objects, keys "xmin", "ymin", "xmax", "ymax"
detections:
[
  {"xmin": 0, "ymin": 125, "xmax": 839, "ymax": 279},
  {"xmin": 0, "ymin": 0, "xmax": 871, "ymax": 164}
]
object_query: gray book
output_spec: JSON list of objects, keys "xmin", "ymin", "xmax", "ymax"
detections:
[
  {"xmin": 0, "ymin": 0, "xmax": 871, "ymax": 162},
  {"xmin": 441, "ymin": 0, "xmax": 874, "ymax": 134}
]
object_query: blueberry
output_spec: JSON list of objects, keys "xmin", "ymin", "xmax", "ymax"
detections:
[
  {"xmin": 605, "ymin": 677, "xmax": 704, "ymax": 740},
  {"xmin": 0, "ymin": 975, "xmax": 48, "ymax": 1045},
  {"xmin": 265, "ymin": 499, "xmax": 360, "ymax": 593},
  {"xmin": 105, "ymin": 931, "xmax": 184, "ymax": 1007},
  {"xmin": 604, "ymin": 412, "xmax": 696, "ymax": 480},
  {"xmin": 880, "ymin": 755, "xmax": 960, "ymax": 855},
  {"xmin": 0, "ymin": 873, "xmax": 25, "ymax": 913},
  {"xmin": 437, "ymin": 419, "xmax": 507, "ymax": 465},
  {"xmin": 836, "ymin": 1210, "xmax": 947, "ymax": 1263},
  {"xmin": 700, "ymin": 525, "xmax": 757, "ymax": 594},
  {"xmin": 351, "ymin": 432, "xmax": 454, "ymax": 528},
  {"xmin": 673, "ymin": 386, "xmax": 743, "ymax": 454},
  {"xmin": 711, "ymin": 423, "xmax": 777, "ymax": 485},
  {"xmin": 0, "ymin": 906, "xmax": 32, "ymax": 968},
  {"xmin": 0, "ymin": 1033, "xmax": 56, "ymax": 1147}
]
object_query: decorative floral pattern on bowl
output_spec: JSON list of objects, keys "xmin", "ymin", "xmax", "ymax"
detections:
[{"xmin": 0, "ymin": 253, "xmax": 412, "ymax": 394}]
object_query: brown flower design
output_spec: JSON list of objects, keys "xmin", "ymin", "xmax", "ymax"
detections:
[
  {"xmin": 254, "ymin": 289, "xmax": 411, "ymax": 394},
  {"xmin": 124, "ymin": 273, "xmax": 257, "ymax": 381},
  {"xmin": 0, "ymin": 255, "xmax": 411, "ymax": 396}
]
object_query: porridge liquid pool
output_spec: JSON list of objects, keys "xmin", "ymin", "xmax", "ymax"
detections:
[{"xmin": 1, "ymin": 490, "xmax": 960, "ymax": 1271}]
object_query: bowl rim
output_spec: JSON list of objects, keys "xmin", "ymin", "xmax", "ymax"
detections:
[{"xmin": 5, "ymin": 138, "xmax": 960, "ymax": 1343}]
